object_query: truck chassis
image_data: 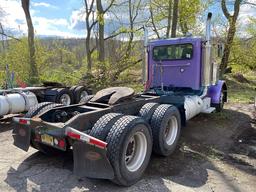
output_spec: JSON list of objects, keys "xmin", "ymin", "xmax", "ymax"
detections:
[{"xmin": 12, "ymin": 85, "xmax": 226, "ymax": 186}]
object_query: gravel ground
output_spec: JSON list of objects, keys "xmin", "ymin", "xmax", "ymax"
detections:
[{"xmin": 0, "ymin": 103, "xmax": 255, "ymax": 192}]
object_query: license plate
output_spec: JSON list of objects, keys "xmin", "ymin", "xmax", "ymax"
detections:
[{"xmin": 41, "ymin": 134, "xmax": 53, "ymax": 145}]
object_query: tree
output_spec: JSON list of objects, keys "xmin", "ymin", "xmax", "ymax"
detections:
[
  {"xmin": 149, "ymin": 0, "xmax": 173, "ymax": 38},
  {"xmin": 149, "ymin": 1, "xmax": 160, "ymax": 38},
  {"xmin": 84, "ymin": 0, "xmax": 97, "ymax": 74},
  {"xmin": 21, "ymin": 0, "xmax": 39, "ymax": 83},
  {"xmin": 178, "ymin": 0, "xmax": 202, "ymax": 35},
  {"xmin": 220, "ymin": 0, "xmax": 242, "ymax": 75},
  {"xmin": 171, "ymin": 0, "xmax": 179, "ymax": 37},
  {"xmin": 96, "ymin": 0, "xmax": 115, "ymax": 62},
  {"xmin": 109, "ymin": 0, "xmax": 143, "ymax": 81},
  {"xmin": 149, "ymin": 0, "xmax": 202, "ymax": 38}
]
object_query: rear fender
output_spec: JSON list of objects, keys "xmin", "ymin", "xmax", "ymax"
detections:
[{"xmin": 207, "ymin": 80, "xmax": 227, "ymax": 104}]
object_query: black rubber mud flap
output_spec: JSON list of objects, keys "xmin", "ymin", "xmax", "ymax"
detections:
[
  {"xmin": 73, "ymin": 141, "xmax": 114, "ymax": 179},
  {"xmin": 12, "ymin": 125, "xmax": 31, "ymax": 152}
]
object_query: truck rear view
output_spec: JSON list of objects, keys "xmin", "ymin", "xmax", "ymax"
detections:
[{"xmin": 12, "ymin": 13, "xmax": 227, "ymax": 186}]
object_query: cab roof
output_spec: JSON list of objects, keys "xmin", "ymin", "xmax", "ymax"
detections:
[{"xmin": 149, "ymin": 37, "xmax": 203, "ymax": 46}]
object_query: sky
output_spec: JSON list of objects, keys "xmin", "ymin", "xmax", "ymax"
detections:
[{"xmin": 0, "ymin": 0, "xmax": 255, "ymax": 39}]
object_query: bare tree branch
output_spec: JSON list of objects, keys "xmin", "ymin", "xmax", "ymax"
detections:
[
  {"xmin": 0, "ymin": 32, "xmax": 21, "ymax": 41},
  {"xmin": 221, "ymin": 0, "xmax": 231, "ymax": 19}
]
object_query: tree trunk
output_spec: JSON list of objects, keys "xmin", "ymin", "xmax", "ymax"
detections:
[
  {"xmin": 166, "ymin": 0, "xmax": 172, "ymax": 38},
  {"xmin": 96, "ymin": 0, "xmax": 105, "ymax": 62},
  {"xmin": 85, "ymin": 35, "xmax": 92, "ymax": 73},
  {"xmin": 149, "ymin": 3, "xmax": 160, "ymax": 39},
  {"xmin": 84, "ymin": 0, "xmax": 96, "ymax": 75},
  {"xmin": 220, "ymin": 0, "xmax": 241, "ymax": 76},
  {"xmin": 21, "ymin": 0, "xmax": 38, "ymax": 84},
  {"xmin": 171, "ymin": 0, "xmax": 179, "ymax": 38},
  {"xmin": 179, "ymin": 17, "xmax": 188, "ymax": 35},
  {"xmin": 220, "ymin": 22, "xmax": 237, "ymax": 74}
]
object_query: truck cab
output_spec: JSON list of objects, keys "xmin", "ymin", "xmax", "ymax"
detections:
[
  {"xmin": 144, "ymin": 14, "xmax": 227, "ymax": 111},
  {"xmin": 148, "ymin": 37, "xmax": 203, "ymax": 90}
]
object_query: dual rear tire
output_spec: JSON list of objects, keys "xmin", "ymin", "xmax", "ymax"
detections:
[
  {"xmin": 150, "ymin": 104, "xmax": 181, "ymax": 156},
  {"xmin": 90, "ymin": 114, "xmax": 152, "ymax": 186},
  {"xmin": 89, "ymin": 103, "xmax": 181, "ymax": 186},
  {"xmin": 45, "ymin": 86, "xmax": 89, "ymax": 106},
  {"xmin": 139, "ymin": 103, "xmax": 181, "ymax": 156},
  {"xmin": 70, "ymin": 86, "xmax": 89, "ymax": 104}
]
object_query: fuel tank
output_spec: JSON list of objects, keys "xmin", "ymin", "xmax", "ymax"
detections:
[
  {"xmin": 0, "ymin": 92, "xmax": 38, "ymax": 116},
  {"xmin": 184, "ymin": 95, "xmax": 204, "ymax": 120}
]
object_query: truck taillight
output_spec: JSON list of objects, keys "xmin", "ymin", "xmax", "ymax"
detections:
[
  {"xmin": 66, "ymin": 128, "xmax": 107, "ymax": 149},
  {"xmin": 58, "ymin": 139, "xmax": 65, "ymax": 148},
  {"xmin": 19, "ymin": 119, "xmax": 30, "ymax": 125}
]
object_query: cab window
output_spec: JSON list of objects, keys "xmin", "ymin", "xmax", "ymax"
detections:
[{"xmin": 153, "ymin": 44, "xmax": 193, "ymax": 61}]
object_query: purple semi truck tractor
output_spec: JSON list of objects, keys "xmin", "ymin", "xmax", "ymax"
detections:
[{"xmin": 12, "ymin": 13, "xmax": 227, "ymax": 186}]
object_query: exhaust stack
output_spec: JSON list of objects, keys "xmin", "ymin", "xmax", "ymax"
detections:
[
  {"xmin": 202, "ymin": 12, "xmax": 213, "ymax": 87},
  {"xmin": 142, "ymin": 26, "xmax": 148, "ymax": 85}
]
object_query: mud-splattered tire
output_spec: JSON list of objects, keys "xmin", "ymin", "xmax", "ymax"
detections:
[
  {"xmin": 138, "ymin": 102, "xmax": 159, "ymax": 122},
  {"xmin": 106, "ymin": 116, "xmax": 152, "ymax": 186},
  {"xmin": 151, "ymin": 104, "xmax": 181, "ymax": 156},
  {"xmin": 90, "ymin": 113, "xmax": 123, "ymax": 141},
  {"xmin": 25, "ymin": 102, "xmax": 53, "ymax": 118}
]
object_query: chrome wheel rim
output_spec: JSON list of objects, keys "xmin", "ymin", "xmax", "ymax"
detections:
[
  {"xmin": 60, "ymin": 94, "xmax": 71, "ymax": 105},
  {"xmin": 125, "ymin": 131, "xmax": 147, "ymax": 172},
  {"xmin": 80, "ymin": 91, "xmax": 88, "ymax": 101},
  {"xmin": 165, "ymin": 116, "xmax": 178, "ymax": 146}
]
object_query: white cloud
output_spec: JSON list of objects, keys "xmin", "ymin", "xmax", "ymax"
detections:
[
  {"xmin": 0, "ymin": 0, "xmax": 27, "ymax": 33},
  {"xmin": 0, "ymin": 0, "xmax": 81, "ymax": 38},
  {"xmin": 34, "ymin": 17, "xmax": 68, "ymax": 28},
  {"xmin": 239, "ymin": 3, "xmax": 256, "ymax": 22},
  {"xmin": 69, "ymin": 7, "xmax": 97, "ymax": 30},
  {"xmin": 32, "ymin": 2, "xmax": 58, "ymax": 9},
  {"xmin": 33, "ymin": 16, "xmax": 75, "ymax": 37},
  {"xmin": 237, "ymin": 2, "xmax": 256, "ymax": 37}
]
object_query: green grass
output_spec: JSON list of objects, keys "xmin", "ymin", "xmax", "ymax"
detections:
[
  {"xmin": 127, "ymin": 83, "xmax": 144, "ymax": 93},
  {"xmin": 225, "ymin": 72, "xmax": 256, "ymax": 103}
]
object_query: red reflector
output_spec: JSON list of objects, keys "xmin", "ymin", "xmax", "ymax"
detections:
[
  {"xmin": 89, "ymin": 138, "xmax": 107, "ymax": 148},
  {"xmin": 19, "ymin": 119, "xmax": 29, "ymax": 125},
  {"xmin": 67, "ymin": 131, "xmax": 80, "ymax": 140},
  {"xmin": 58, "ymin": 139, "xmax": 65, "ymax": 148}
]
